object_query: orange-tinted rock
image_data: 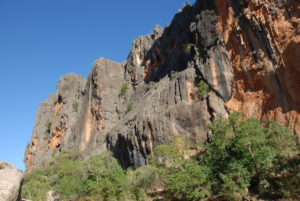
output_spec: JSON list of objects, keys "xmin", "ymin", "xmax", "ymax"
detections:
[
  {"xmin": 25, "ymin": 0, "xmax": 300, "ymax": 172},
  {"xmin": 216, "ymin": 0, "xmax": 300, "ymax": 136}
]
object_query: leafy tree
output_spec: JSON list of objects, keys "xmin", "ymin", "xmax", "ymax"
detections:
[
  {"xmin": 166, "ymin": 161, "xmax": 211, "ymax": 201},
  {"xmin": 150, "ymin": 136, "xmax": 211, "ymax": 200},
  {"xmin": 202, "ymin": 112, "xmax": 299, "ymax": 199},
  {"xmin": 22, "ymin": 169, "xmax": 51, "ymax": 201},
  {"xmin": 52, "ymin": 159, "xmax": 86, "ymax": 200},
  {"xmin": 149, "ymin": 135, "xmax": 191, "ymax": 169},
  {"xmin": 127, "ymin": 165, "xmax": 162, "ymax": 200},
  {"xmin": 84, "ymin": 152, "xmax": 130, "ymax": 201},
  {"xmin": 150, "ymin": 113, "xmax": 299, "ymax": 200}
]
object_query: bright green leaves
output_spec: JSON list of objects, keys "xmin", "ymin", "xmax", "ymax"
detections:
[
  {"xmin": 22, "ymin": 113, "xmax": 299, "ymax": 201},
  {"xmin": 203, "ymin": 112, "xmax": 299, "ymax": 199},
  {"xmin": 166, "ymin": 162, "xmax": 211, "ymax": 201},
  {"xmin": 159, "ymin": 113, "xmax": 299, "ymax": 200},
  {"xmin": 22, "ymin": 169, "xmax": 51, "ymax": 201},
  {"xmin": 198, "ymin": 80, "xmax": 209, "ymax": 98},
  {"xmin": 83, "ymin": 153, "xmax": 130, "ymax": 201}
]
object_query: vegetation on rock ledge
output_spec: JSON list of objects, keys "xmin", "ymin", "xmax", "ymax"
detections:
[
  {"xmin": 45, "ymin": 121, "xmax": 51, "ymax": 134},
  {"xmin": 22, "ymin": 113, "xmax": 300, "ymax": 201},
  {"xmin": 72, "ymin": 101, "xmax": 79, "ymax": 112},
  {"xmin": 198, "ymin": 80, "xmax": 209, "ymax": 99},
  {"xmin": 120, "ymin": 83, "xmax": 129, "ymax": 95}
]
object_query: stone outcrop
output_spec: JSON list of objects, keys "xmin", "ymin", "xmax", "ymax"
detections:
[
  {"xmin": 221, "ymin": 0, "xmax": 300, "ymax": 135},
  {"xmin": 0, "ymin": 162, "xmax": 23, "ymax": 201},
  {"xmin": 25, "ymin": 0, "xmax": 300, "ymax": 171}
]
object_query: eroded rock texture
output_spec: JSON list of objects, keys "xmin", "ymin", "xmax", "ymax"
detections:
[
  {"xmin": 25, "ymin": 0, "xmax": 300, "ymax": 171},
  {"xmin": 0, "ymin": 162, "xmax": 23, "ymax": 201}
]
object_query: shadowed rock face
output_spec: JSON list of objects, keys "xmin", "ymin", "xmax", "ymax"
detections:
[
  {"xmin": 25, "ymin": 0, "xmax": 300, "ymax": 171},
  {"xmin": 0, "ymin": 162, "xmax": 23, "ymax": 201}
]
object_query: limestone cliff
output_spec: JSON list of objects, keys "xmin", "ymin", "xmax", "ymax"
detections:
[{"xmin": 25, "ymin": 0, "xmax": 300, "ymax": 171}]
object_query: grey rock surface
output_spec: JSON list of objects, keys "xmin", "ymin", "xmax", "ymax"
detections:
[
  {"xmin": 0, "ymin": 162, "xmax": 23, "ymax": 201},
  {"xmin": 25, "ymin": 0, "xmax": 300, "ymax": 171},
  {"xmin": 24, "ymin": 0, "xmax": 231, "ymax": 171}
]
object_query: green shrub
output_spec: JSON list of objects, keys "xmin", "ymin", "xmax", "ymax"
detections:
[
  {"xmin": 22, "ymin": 169, "xmax": 50, "ymax": 201},
  {"xmin": 127, "ymin": 103, "xmax": 133, "ymax": 112},
  {"xmin": 149, "ymin": 135, "xmax": 188, "ymax": 169},
  {"xmin": 0, "ymin": 164, "xmax": 4, "ymax": 169},
  {"xmin": 22, "ymin": 151, "xmax": 85, "ymax": 201},
  {"xmin": 127, "ymin": 165, "xmax": 162, "ymax": 199},
  {"xmin": 45, "ymin": 121, "xmax": 51, "ymax": 134},
  {"xmin": 84, "ymin": 152, "xmax": 130, "ymax": 201},
  {"xmin": 166, "ymin": 162, "xmax": 211, "ymax": 201},
  {"xmin": 120, "ymin": 83, "xmax": 129, "ymax": 95},
  {"xmin": 52, "ymin": 159, "xmax": 86, "ymax": 200},
  {"xmin": 72, "ymin": 101, "xmax": 79, "ymax": 112},
  {"xmin": 198, "ymin": 80, "xmax": 209, "ymax": 98}
]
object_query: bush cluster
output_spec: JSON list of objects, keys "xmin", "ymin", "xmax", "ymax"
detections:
[
  {"xmin": 22, "ymin": 113, "xmax": 299, "ymax": 201},
  {"xmin": 198, "ymin": 80, "xmax": 209, "ymax": 98},
  {"xmin": 150, "ymin": 113, "xmax": 299, "ymax": 201},
  {"xmin": 22, "ymin": 151, "xmax": 153, "ymax": 201}
]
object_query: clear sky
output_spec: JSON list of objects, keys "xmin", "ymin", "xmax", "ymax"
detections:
[{"xmin": 0, "ymin": 0, "xmax": 195, "ymax": 170}]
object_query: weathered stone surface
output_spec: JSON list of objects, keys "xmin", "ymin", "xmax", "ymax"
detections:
[
  {"xmin": 219, "ymin": 0, "xmax": 300, "ymax": 134},
  {"xmin": 0, "ymin": 162, "xmax": 23, "ymax": 201},
  {"xmin": 25, "ymin": 0, "xmax": 300, "ymax": 171},
  {"xmin": 25, "ymin": 73, "xmax": 86, "ymax": 171}
]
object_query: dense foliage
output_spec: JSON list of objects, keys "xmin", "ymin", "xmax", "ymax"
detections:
[{"xmin": 22, "ymin": 113, "xmax": 299, "ymax": 201}]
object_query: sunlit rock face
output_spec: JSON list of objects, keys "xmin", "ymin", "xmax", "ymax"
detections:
[
  {"xmin": 0, "ymin": 162, "xmax": 23, "ymax": 201},
  {"xmin": 25, "ymin": 0, "xmax": 300, "ymax": 171}
]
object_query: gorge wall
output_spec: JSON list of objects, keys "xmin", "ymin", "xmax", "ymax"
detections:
[{"xmin": 25, "ymin": 0, "xmax": 300, "ymax": 171}]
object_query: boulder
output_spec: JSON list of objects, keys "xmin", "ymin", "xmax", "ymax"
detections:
[{"xmin": 0, "ymin": 162, "xmax": 23, "ymax": 201}]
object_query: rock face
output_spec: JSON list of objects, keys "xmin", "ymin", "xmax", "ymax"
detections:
[
  {"xmin": 25, "ymin": 0, "xmax": 300, "ymax": 171},
  {"xmin": 0, "ymin": 162, "xmax": 23, "ymax": 201}
]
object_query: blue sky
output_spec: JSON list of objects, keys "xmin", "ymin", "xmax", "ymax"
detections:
[{"xmin": 0, "ymin": 0, "xmax": 195, "ymax": 170}]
